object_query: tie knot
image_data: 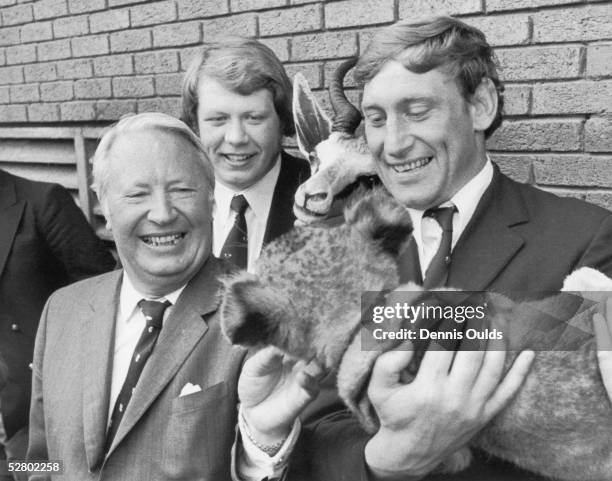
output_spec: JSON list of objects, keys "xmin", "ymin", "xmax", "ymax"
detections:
[
  {"xmin": 424, "ymin": 205, "xmax": 456, "ymax": 231},
  {"xmin": 230, "ymin": 195, "xmax": 249, "ymax": 215},
  {"xmin": 138, "ymin": 299, "xmax": 171, "ymax": 329}
]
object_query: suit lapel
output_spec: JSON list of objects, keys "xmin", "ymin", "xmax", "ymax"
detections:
[
  {"xmin": 106, "ymin": 258, "xmax": 223, "ymax": 456},
  {"xmin": 263, "ymin": 152, "xmax": 309, "ymax": 244},
  {"xmin": 448, "ymin": 167, "xmax": 528, "ymax": 291},
  {"xmin": 82, "ymin": 270, "xmax": 122, "ymax": 471},
  {"xmin": 0, "ymin": 173, "xmax": 25, "ymax": 278}
]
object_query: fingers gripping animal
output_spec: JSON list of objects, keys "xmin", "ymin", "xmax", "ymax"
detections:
[{"xmin": 221, "ymin": 188, "xmax": 612, "ymax": 480}]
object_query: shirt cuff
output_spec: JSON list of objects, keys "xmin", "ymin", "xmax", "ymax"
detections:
[{"xmin": 236, "ymin": 404, "xmax": 301, "ymax": 480}]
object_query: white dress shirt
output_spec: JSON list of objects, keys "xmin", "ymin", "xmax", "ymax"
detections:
[
  {"xmin": 213, "ymin": 156, "xmax": 281, "ymax": 273},
  {"xmin": 406, "ymin": 159, "xmax": 494, "ymax": 275},
  {"xmin": 108, "ymin": 273, "xmax": 185, "ymax": 427}
]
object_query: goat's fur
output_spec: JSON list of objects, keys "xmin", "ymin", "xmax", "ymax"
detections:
[{"xmin": 220, "ymin": 187, "xmax": 612, "ymax": 480}]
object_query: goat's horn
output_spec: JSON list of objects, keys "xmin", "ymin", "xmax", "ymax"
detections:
[{"xmin": 329, "ymin": 57, "xmax": 362, "ymax": 134}]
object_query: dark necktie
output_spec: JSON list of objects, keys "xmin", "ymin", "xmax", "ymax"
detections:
[
  {"xmin": 423, "ymin": 206, "xmax": 456, "ymax": 288},
  {"xmin": 220, "ymin": 194, "xmax": 249, "ymax": 269},
  {"xmin": 105, "ymin": 299, "xmax": 171, "ymax": 451}
]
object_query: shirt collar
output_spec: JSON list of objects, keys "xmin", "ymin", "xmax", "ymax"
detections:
[
  {"xmin": 118, "ymin": 271, "xmax": 187, "ymax": 324},
  {"xmin": 213, "ymin": 154, "xmax": 281, "ymax": 222},
  {"xmin": 405, "ymin": 157, "xmax": 493, "ymax": 227}
]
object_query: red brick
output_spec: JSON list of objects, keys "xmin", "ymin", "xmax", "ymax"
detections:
[
  {"xmin": 466, "ymin": 14, "xmax": 530, "ymax": 47},
  {"xmin": 202, "ymin": 13, "xmax": 256, "ymax": 40},
  {"xmin": 5, "ymin": 43, "xmax": 36, "ymax": 64},
  {"xmin": 533, "ymin": 5, "xmax": 612, "ymax": 43},
  {"xmin": 0, "ymin": 26, "xmax": 20, "ymax": 46},
  {"xmin": 178, "ymin": 0, "xmax": 228, "ymax": 19},
  {"xmin": 72, "ymin": 34, "xmax": 109, "ymax": 58},
  {"xmin": 20, "ymin": 21, "xmax": 53, "ymax": 42},
  {"xmin": 490, "ymin": 154, "xmax": 532, "ymax": 183},
  {"xmin": 0, "ymin": 0, "xmax": 16, "ymax": 6},
  {"xmin": 67, "ymin": 0, "xmax": 105, "ymax": 14},
  {"xmin": 502, "ymin": 85, "xmax": 530, "ymax": 116},
  {"xmin": 260, "ymin": 4, "xmax": 321, "ymax": 37},
  {"xmin": 0, "ymin": 65, "xmax": 23, "ymax": 84},
  {"xmin": 95, "ymin": 99, "xmax": 137, "ymax": 120},
  {"xmin": 399, "ymin": 0, "xmax": 481, "ymax": 17},
  {"xmin": 179, "ymin": 46, "xmax": 201, "ymax": 70},
  {"xmin": 37, "ymin": 39, "xmax": 71, "ymax": 61},
  {"xmin": 137, "ymin": 96, "xmax": 181, "ymax": 117},
  {"xmin": 587, "ymin": 43, "xmax": 612, "ymax": 77},
  {"xmin": 326, "ymin": 0, "xmax": 393, "ymax": 29},
  {"xmin": 0, "ymin": 50, "xmax": 4, "ymax": 67},
  {"xmin": 0, "ymin": 104, "xmax": 26, "ymax": 120},
  {"xmin": 134, "ymin": 50, "xmax": 179, "ymax": 74},
  {"xmin": 40, "ymin": 80, "xmax": 73, "ymax": 101},
  {"xmin": 585, "ymin": 192, "xmax": 612, "ymax": 211},
  {"xmin": 533, "ymin": 80, "xmax": 612, "ymax": 115},
  {"xmin": 24, "ymin": 63, "xmax": 57, "ymax": 82},
  {"xmin": 90, "ymin": 8, "xmax": 130, "ymax": 33},
  {"xmin": 93, "ymin": 54, "xmax": 133, "ymax": 76},
  {"xmin": 28, "ymin": 102, "xmax": 60, "ymax": 121},
  {"xmin": 10, "ymin": 83, "xmax": 39, "ymax": 102},
  {"xmin": 154, "ymin": 72, "xmax": 183, "ymax": 96},
  {"xmin": 585, "ymin": 118, "xmax": 612, "ymax": 152},
  {"xmin": 130, "ymin": 0, "xmax": 176, "ymax": 27},
  {"xmin": 53, "ymin": 15, "xmax": 89, "ymax": 38},
  {"xmin": 113, "ymin": 75, "xmax": 154, "ymax": 97},
  {"xmin": 534, "ymin": 155, "xmax": 612, "ymax": 188},
  {"xmin": 292, "ymin": 31, "xmax": 358, "ymax": 61},
  {"xmin": 152, "ymin": 21, "xmax": 201, "ymax": 48},
  {"xmin": 33, "ymin": 0, "xmax": 67, "ymax": 20},
  {"xmin": 487, "ymin": 119, "xmax": 583, "ymax": 152},
  {"xmin": 0, "ymin": 86, "xmax": 8, "ymax": 103},
  {"xmin": 230, "ymin": 0, "xmax": 286, "ymax": 12},
  {"xmin": 110, "ymin": 29, "xmax": 152, "ymax": 52},
  {"xmin": 109, "ymin": 0, "xmax": 146, "ymax": 6},
  {"xmin": 323, "ymin": 59, "xmax": 359, "ymax": 89},
  {"xmin": 286, "ymin": 62, "xmax": 322, "ymax": 89},
  {"xmin": 56, "ymin": 58, "xmax": 92, "ymax": 79},
  {"xmin": 60, "ymin": 100, "xmax": 96, "ymax": 120},
  {"xmin": 487, "ymin": 0, "xmax": 577, "ymax": 11},
  {"xmin": 2, "ymin": 3, "xmax": 32, "ymax": 25},
  {"xmin": 259, "ymin": 37, "xmax": 289, "ymax": 62},
  {"xmin": 497, "ymin": 46, "xmax": 581, "ymax": 82},
  {"xmin": 75, "ymin": 78, "xmax": 111, "ymax": 99}
]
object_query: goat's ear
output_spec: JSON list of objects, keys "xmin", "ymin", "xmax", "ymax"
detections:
[
  {"xmin": 293, "ymin": 72, "xmax": 332, "ymax": 161},
  {"xmin": 220, "ymin": 273, "xmax": 287, "ymax": 348}
]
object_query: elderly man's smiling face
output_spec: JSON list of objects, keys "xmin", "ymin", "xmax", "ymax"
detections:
[
  {"xmin": 102, "ymin": 129, "xmax": 212, "ymax": 296},
  {"xmin": 362, "ymin": 59, "xmax": 489, "ymax": 210}
]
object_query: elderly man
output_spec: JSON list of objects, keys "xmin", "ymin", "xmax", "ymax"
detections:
[
  {"xmin": 181, "ymin": 37, "xmax": 310, "ymax": 272},
  {"xmin": 26, "ymin": 113, "xmax": 313, "ymax": 481},
  {"xmin": 0, "ymin": 169, "xmax": 114, "ymax": 481},
  {"xmin": 237, "ymin": 15, "xmax": 612, "ymax": 481}
]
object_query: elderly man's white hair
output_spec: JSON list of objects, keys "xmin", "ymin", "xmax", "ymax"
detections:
[{"xmin": 92, "ymin": 112, "xmax": 214, "ymax": 200}]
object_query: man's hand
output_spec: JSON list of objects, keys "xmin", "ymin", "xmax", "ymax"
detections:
[
  {"xmin": 594, "ymin": 297, "xmax": 612, "ymax": 401},
  {"xmin": 364, "ymin": 337, "xmax": 535, "ymax": 479},
  {"xmin": 239, "ymin": 346, "xmax": 322, "ymax": 444}
]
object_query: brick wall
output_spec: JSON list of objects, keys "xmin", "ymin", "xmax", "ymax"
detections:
[{"xmin": 0, "ymin": 0, "xmax": 611, "ymax": 209}]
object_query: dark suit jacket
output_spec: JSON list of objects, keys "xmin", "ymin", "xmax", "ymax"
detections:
[
  {"xmin": 0, "ymin": 170, "xmax": 115, "ymax": 440},
  {"xmin": 28, "ymin": 257, "xmax": 247, "ymax": 480},
  {"xmin": 262, "ymin": 151, "xmax": 310, "ymax": 244},
  {"xmin": 291, "ymin": 166, "xmax": 612, "ymax": 481}
]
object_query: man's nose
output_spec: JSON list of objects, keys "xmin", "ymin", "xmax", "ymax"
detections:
[
  {"xmin": 224, "ymin": 119, "xmax": 248, "ymax": 145},
  {"xmin": 147, "ymin": 193, "xmax": 178, "ymax": 224},
  {"xmin": 384, "ymin": 117, "xmax": 415, "ymax": 158}
]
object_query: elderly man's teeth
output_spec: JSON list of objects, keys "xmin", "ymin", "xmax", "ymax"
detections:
[
  {"xmin": 224, "ymin": 154, "xmax": 253, "ymax": 161},
  {"xmin": 142, "ymin": 234, "xmax": 184, "ymax": 246},
  {"xmin": 392, "ymin": 157, "xmax": 433, "ymax": 173}
]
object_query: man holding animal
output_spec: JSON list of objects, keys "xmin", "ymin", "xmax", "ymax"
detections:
[
  {"xmin": 235, "ymin": 15, "xmax": 612, "ymax": 481},
  {"xmin": 181, "ymin": 37, "xmax": 310, "ymax": 272}
]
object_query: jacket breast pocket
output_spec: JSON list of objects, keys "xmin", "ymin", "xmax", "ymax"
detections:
[{"xmin": 162, "ymin": 381, "xmax": 236, "ymax": 480}]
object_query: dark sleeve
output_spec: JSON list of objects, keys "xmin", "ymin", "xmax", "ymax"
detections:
[
  {"xmin": 37, "ymin": 184, "xmax": 115, "ymax": 282},
  {"xmin": 26, "ymin": 297, "xmax": 51, "ymax": 480},
  {"xmin": 575, "ymin": 212, "xmax": 612, "ymax": 277}
]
